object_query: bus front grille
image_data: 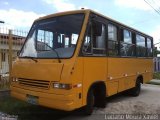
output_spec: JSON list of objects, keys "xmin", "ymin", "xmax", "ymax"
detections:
[{"xmin": 18, "ymin": 78, "xmax": 50, "ymax": 89}]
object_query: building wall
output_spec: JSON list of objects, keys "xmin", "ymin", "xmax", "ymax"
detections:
[
  {"xmin": 0, "ymin": 34, "xmax": 25, "ymax": 75},
  {"xmin": 0, "ymin": 49, "xmax": 19, "ymax": 74}
]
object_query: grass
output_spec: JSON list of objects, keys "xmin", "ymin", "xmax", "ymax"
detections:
[
  {"xmin": 0, "ymin": 76, "xmax": 10, "ymax": 90},
  {"xmin": 0, "ymin": 83, "xmax": 10, "ymax": 90},
  {"xmin": 0, "ymin": 96, "xmax": 73, "ymax": 120},
  {"xmin": 153, "ymin": 72, "xmax": 160, "ymax": 80},
  {"xmin": 0, "ymin": 97, "xmax": 29, "ymax": 114},
  {"xmin": 146, "ymin": 72, "xmax": 160, "ymax": 85}
]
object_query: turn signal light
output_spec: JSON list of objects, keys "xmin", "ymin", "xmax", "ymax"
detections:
[{"xmin": 12, "ymin": 78, "xmax": 19, "ymax": 82}]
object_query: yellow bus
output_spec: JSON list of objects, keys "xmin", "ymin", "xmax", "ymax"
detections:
[{"xmin": 11, "ymin": 9, "xmax": 153, "ymax": 115}]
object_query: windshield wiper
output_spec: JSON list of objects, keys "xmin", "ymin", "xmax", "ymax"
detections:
[
  {"xmin": 44, "ymin": 43, "xmax": 61, "ymax": 63},
  {"xmin": 52, "ymin": 48, "xmax": 61, "ymax": 63},
  {"xmin": 22, "ymin": 56, "xmax": 38, "ymax": 63}
]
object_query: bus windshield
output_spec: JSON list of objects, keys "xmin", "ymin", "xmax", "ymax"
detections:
[{"xmin": 20, "ymin": 13, "xmax": 84, "ymax": 59}]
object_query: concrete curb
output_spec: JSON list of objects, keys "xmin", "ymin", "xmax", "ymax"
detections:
[{"xmin": 147, "ymin": 79, "xmax": 160, "ymax": 85}]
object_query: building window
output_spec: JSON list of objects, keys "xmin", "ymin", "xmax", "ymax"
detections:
[
  {"xmin": 120, "ymin": 29, "xmax": 135, "ymax": 56},
  {"xmin": 136, "ymin": 34, "xmax": 146, "ymax": 57},
  {"xmin": 108, "ymin": 24, "xmax": 118, "ymax": 56},
  {"xmin": 1, "ymin": 52, "xmax": 5, "ymax": 62}
]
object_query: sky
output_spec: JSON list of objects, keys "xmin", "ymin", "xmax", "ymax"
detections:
[{"xmin": 0, "ymin": 0, "xmax": 160, "ymax": 48}]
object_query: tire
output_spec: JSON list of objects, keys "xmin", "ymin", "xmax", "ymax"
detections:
[
  {"xmin": 83, "ymin": 88, "xmax": 95, "ymax": 115},
  {"xmin": 129, "ymin": 80, "xmax": 141, "ymax": 97},
  {"xmin": 95, "ymin": 88, "xmax": 106, "ymax": 108}
]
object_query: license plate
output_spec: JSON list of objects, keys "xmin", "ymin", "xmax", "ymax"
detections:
[{"xmin": 26, "ymin": 95, "xmax": 38, "ymax": 105}]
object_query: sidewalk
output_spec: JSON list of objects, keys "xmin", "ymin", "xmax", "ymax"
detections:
[{"xmin": 148, "ymin": 79, "xmax": 160, "ymax": 85}]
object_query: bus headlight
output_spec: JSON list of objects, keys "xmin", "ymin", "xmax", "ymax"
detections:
[{"xmin": 52, "ymin": 83, "xmax": 72, "ymax": 90}]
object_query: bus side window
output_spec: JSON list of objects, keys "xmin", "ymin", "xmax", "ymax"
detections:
[
  {"xmin": 136, "ymin": 34, "xmax": 146, "ymax": 57},
  {"xmin": 147, "ymin": 38, "xmax": 153, "ymax": 57},
  {"xmin": 120, "ymin": 29, "xmax": 135, "ymax": 57},
  {"xmin": 108, "ymin": 24, "xmax": 118, "ymax": 56},
  {"xmin": 82, "ymin": 21, "xmax": 106, "ymax": 56}
]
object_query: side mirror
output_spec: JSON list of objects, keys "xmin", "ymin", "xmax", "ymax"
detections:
[{"xmin": 92, "ymin": 21, "xmax": 102, "ymax": 36}]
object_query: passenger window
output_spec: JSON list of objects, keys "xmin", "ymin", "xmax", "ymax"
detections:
[
  {"xmin": 120, "ymin": 29, "xmax": 135, "ymax": 57},
  {"xmin": 136, "ymin": 34, "xmax": 146, "ymax": 57},
  {"xmin": 147, "ymin": 38, "xmax": 153, "ymax": 57},
  {"xmin": 108, "ymin": 24, "xmax": 118, "ymax": 56},
  {"xmin": 82, "ymin": 21, "xmax": 106, "ymax": 56},
  {"xmin": 123, "ymin": 30, "xmax": 132, "ymax": 43}
]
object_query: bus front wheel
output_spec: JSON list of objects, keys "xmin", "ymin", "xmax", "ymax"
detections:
[{"xmin": 83, "ymin": 88, "xmax": 95, "ymax": 115}]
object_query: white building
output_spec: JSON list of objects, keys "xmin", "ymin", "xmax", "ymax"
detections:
[{"xmin": 0, "ymin": 33, "xmax": 25, "ymax": 74}]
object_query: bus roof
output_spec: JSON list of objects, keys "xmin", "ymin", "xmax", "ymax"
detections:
[{"xmin": 36, "ymin": 9, "xmax": 153, "ymax": 39}]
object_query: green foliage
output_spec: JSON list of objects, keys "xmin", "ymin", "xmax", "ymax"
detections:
[
  {"xmin": 0, "ymin": 97, "xmax": 70, "ymax": 120},
  {"xmin": 0, "ymin": 77, "xmax": 10, "ymax": 90},
  {"xmin": 153, "ymin": 72, "xmax": 160, "ymax": 80},
  {"xmin": 0, "ymin": 97, "xmax": 29, "ymax": 115},
  {"xmin": 153, "ymin": 47, "xmax": 160, "ymax": 57},
  {"xmin": 0, "ymin": 83, "xmax": 10, "ymax": 90}
]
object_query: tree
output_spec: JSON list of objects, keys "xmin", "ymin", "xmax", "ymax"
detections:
[{"xmin": 153, "ymin": 47, "xmax": 160, "ymax": 57}]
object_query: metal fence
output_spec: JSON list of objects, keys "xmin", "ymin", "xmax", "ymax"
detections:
[
  {"xmin": 0, "ymin": 27, "xmax": 28, "ymax": 89},
  {"xmin": 154, "ymin": 57, "xmax": 160, "ymax": 72}
]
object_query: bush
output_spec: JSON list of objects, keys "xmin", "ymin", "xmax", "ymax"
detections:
[
  {"xmin": 153, "ymin": 72, "xmax": 160, "ymax": 80},
  {"xmin": 0, "ymin": 75, "xmax": 10, "ymax": 90}
]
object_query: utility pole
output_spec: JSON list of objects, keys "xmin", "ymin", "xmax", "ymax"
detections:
[
  {"xmin": 154, "ymin": 40, "xmax": 160, "ymax": 57},
  {"xmin": 0, "ymin": 20, "xmax": 4, "ymax": 79},
  {"xmin": 8, "ymin": 30, "xmax": 12, "ymax": 83}
]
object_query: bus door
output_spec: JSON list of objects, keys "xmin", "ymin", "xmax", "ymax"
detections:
[
  {"xmin": 81, "ymin": 19, "xmax": 107, "ymax": 103},
  {"xmin": 107, "ymin": 23, "xmax": 120, "ymax": 96}
]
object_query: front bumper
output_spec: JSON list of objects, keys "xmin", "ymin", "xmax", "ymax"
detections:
[{"xmin": 10, "ymin": 86, "xmax": 76, "ymax": 111}]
